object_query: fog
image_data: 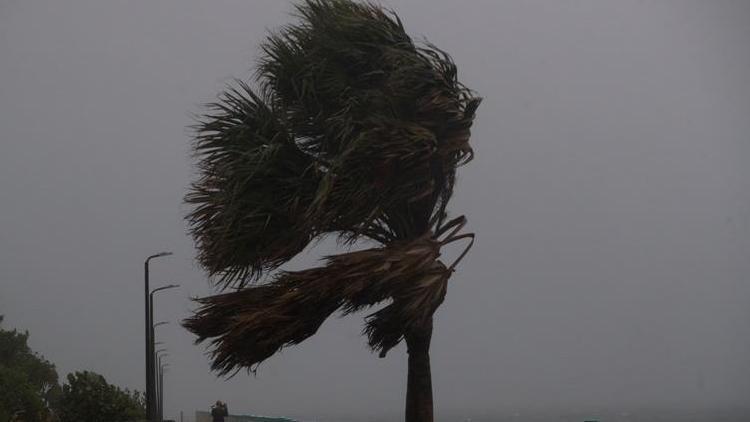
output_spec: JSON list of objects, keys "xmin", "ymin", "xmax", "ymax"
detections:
[{"xmin": 1, "ymin": 1, "xmax": 749, "ymax": 420}]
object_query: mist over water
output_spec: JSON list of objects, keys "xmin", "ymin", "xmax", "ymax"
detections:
[{"xmin": 315, "ymin": 408, "xmax": 750, "ymax": 422}]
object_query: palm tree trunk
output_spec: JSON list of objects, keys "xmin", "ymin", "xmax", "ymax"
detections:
[{"xmin": 404, "ymin": 318, "xmax": 434, "ymax": 422}]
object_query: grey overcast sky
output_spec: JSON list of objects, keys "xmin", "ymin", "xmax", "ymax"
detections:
[{"xmin": 1, "ymin": 0, "xmax": 749, "ymax": 421}]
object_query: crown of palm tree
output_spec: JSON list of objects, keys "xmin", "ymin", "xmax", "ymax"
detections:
[{"xmin": 185, "ymin": 0, "xmax": 480, "ymax": 376}]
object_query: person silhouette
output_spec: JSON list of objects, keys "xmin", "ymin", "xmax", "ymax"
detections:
[{"xmin": 210, "ymin": 400, "xmax": 228, "ymax": 422}]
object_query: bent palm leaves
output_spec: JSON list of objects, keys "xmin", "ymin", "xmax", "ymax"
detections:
[{"xmin": 184, "ymin": 1, "xmax": 480, "ymax": 420}]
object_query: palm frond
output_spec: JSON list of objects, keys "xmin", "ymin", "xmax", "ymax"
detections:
[
  {"xmin": 186, "ymin": 81, "xmax": 319, "ymax": 287},
  {"xmin": 183, "ymin": 235, "xmax": 449, "ymax": 375},
  {"xmin": 254, "ymin": 0, "xmax": 481, "ymax": 240}
]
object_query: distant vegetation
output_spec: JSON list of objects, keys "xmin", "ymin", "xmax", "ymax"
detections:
[
  {"xmin": 57, "ymin": 371, "xmax": 144, "ymax": 422},
  {"xmin": 0, "ymin": 316, "xmax": 144, "ymax": 422}
]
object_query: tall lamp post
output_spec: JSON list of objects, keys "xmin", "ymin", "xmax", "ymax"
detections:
[
  {"xmin": 157, "ymin": 354, "xmax": 169, "ymax": 422},
  {"xmin": 144, "ymin": 252, "xmax": 172, "ymax": 421},
  {"xmin": 160, "ymin": 364, "xmax": 169, "ymax": 422},
  {"xmin": 150, "ymin": 284, "xmax": 178, "ymax": 420},
  {"xmin": 159, "ymin": 363, "xmax": 169, "ymax": 422},
  {"xmin": 156, "ymin": 351, "xmax": 168, "ymax": 422},
  {"xmin": 153, "ymin": 328, "xmax": 168, "ymax": 421},
  {"xmin": 153, "ymin": 322, "xmax": 168, "ymax": 414}
]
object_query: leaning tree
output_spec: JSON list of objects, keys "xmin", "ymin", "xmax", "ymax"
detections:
[{"xmin": 184, "ymin": 1, "xmax": 481, "ymax": 420}]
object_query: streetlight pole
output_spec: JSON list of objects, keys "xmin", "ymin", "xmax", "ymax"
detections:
[
  {"xmin": 156, "ymin": 352, "xmax": 168, "ymax": 422},
  {"xmin": 159, "ymin": 363, "xmax": 169, "ymax": 422},
  {"xmin": 144, "ymin": 252, "xmax": 172, "ymax": 421},
  {"xmin": 150, "ymin": 283, "xmax": 178, "ymax": 420},
  {"xmin": 155, "ymin": 349, "xmax": 167, "ymax": 421},
  {"xmin": 153, "ymin": 323, "xmax": 168, "ymax": 417}
]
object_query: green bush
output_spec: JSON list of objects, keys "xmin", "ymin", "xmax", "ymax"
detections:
[
  {"xmin": 0, "ymin": 316, "xmax": 60, "ymax": 422},
  {"xmin": 58, "ymin": 371, "xmax": 144, "ymax": 422}
]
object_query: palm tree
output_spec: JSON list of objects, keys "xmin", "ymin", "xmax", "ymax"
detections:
[{"xmin": 183, "ymin": 1, "xmax": 481, "ymax": 421}]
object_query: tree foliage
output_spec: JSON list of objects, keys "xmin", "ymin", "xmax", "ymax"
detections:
[
  {"xmin": 184, "ymin": 0, "xmax": 480, "ymax": 379},
  {"xmin": 57, "ymin": 371, "xmax": 144, "ymax": 422},
  {"xmin": 0, "ymin": 317, "xmax": 144, "ymax": 422},
  {"xmin": 0, "ymin": 316, "xmax": 61, "ymax": 422}
]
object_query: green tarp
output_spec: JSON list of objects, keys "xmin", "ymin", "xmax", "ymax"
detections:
[{"xmin": 195, "ymin": 410, "xmax": 296, "ymax": 422}]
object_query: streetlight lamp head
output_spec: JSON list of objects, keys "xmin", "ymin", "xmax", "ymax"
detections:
[
  {"xmin": 151, "ymin": 284, "xmax": 180, "ymax": 295},
  {"xmin": 147, "ymin": 251, "xmax": 173, "ymax": 261}
]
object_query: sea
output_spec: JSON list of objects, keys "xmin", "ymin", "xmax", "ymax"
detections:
[{"xmin": 302, "ymin": 408, "xmax": 750, "ymax": 422}]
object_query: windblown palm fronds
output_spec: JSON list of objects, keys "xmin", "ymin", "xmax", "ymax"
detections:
[
  {"xmin": 185, "ymin": 1, "xmax": 480, "ymax": 418},
  {"xmin": 184, "ymin": 234, "xmax": 454, "ymax": 375}
]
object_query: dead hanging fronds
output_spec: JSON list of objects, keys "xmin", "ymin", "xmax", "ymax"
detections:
[{"xmin": 184, "ymin": 234, "xmax": 470, "ymax": 375}]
